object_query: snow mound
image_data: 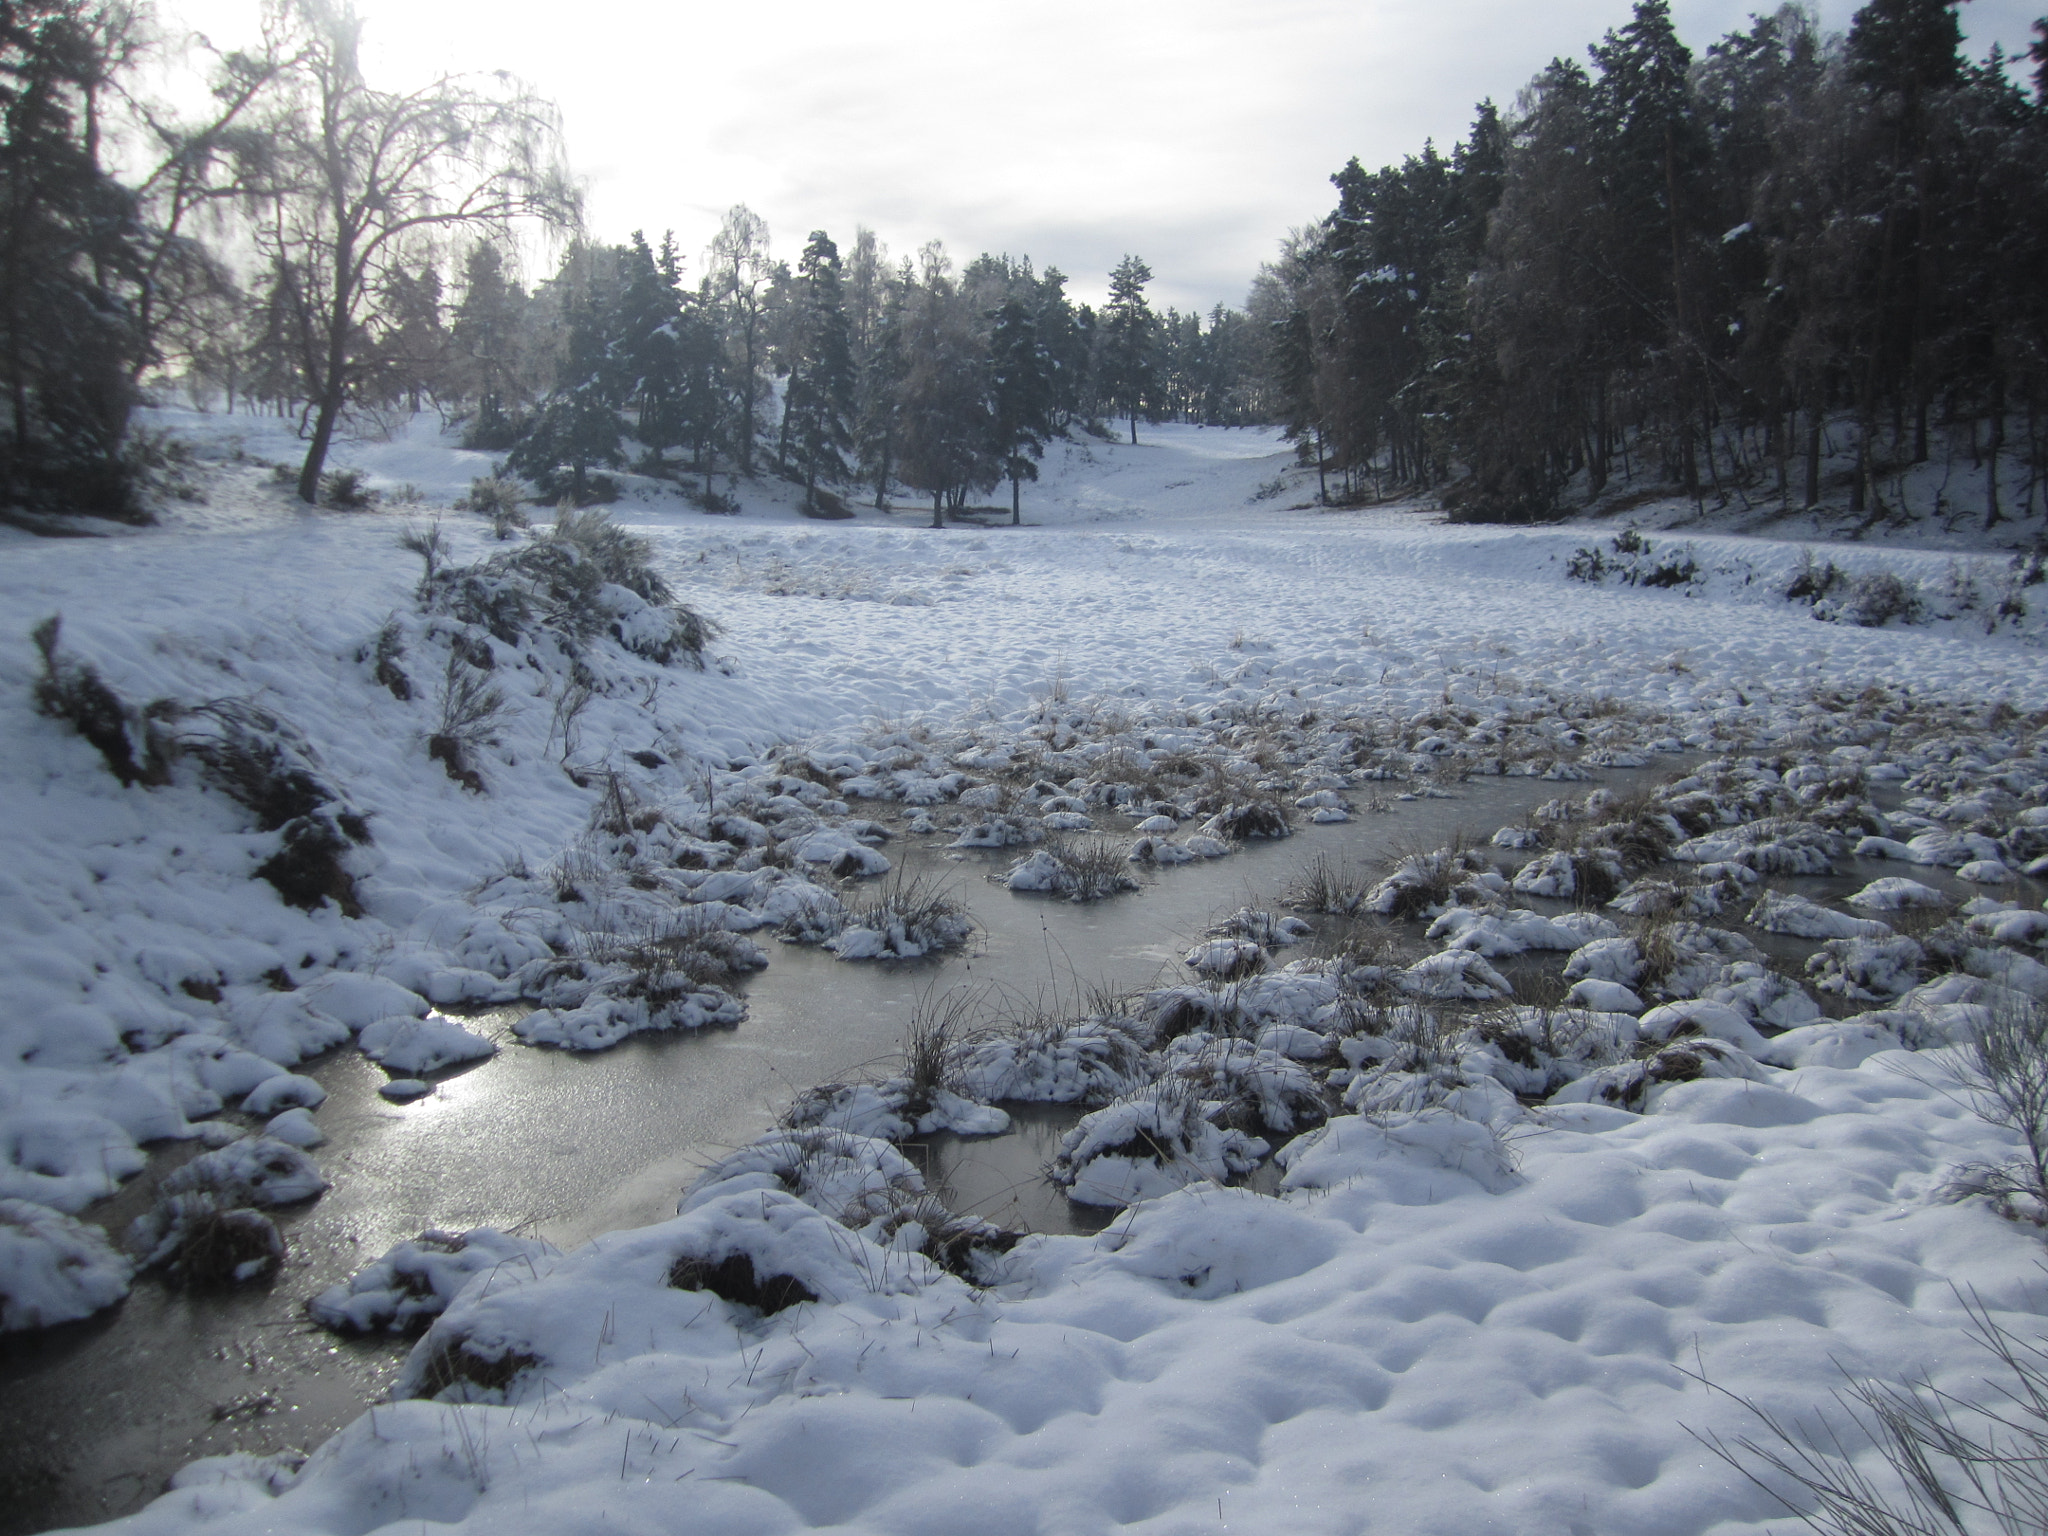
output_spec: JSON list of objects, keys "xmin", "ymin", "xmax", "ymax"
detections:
[
  {"xmin": 161, "ymin": 1135, "xmax": 327, "ymax": 1206},
  {"xmin": 357, "ymin": 1013, "xmax": 496, "ymax": 1075},
  {"xmin": 682, "ymin": 1129, "xmax": 926, "ymax": 1224},
  {"xmin": 310, "ymin": 1228, "xmax": 556, "ymax": 1334},
  {"xmin": 1051, "ymin": 1080, "xmax": 1267, "ymax": 1208},
  {"xmin": 0, "ymin": 1199, "xmax": 131, "ymax": 1331},
  {"xmin": 950, "ymin": 1017, "xmax": 1154, "ymax": 1105}
]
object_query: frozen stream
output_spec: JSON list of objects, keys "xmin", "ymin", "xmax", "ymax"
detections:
[{"xmin": 1, "ymin": 770, "xmax": 1676, "ymax": 1533}]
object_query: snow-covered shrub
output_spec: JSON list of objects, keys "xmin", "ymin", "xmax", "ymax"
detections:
[
  {"xmin": 1548, "ymin": 1037, "xmax": 1767, "ymax": 1113},
  {"xmin": 1199, "ymin": 801, "xmax": 1290, "ymax": 842},
  {"xmin": 1209, "ymin": 907, "xmax": 1313, "ymax": 948},
  {"xmin": 1566, "ymin": 531, "xmax": 1698, "ymax": 589},
  {"xmin": 1938, "ymin": 997, "xmax": 2048, "ymax": 1223},
  {"xmin": 173, "ymin": 698, "xmax": 371, "ymax": 914},
  {"xmin": 603, "ymin": 914, "xmax": 768, "ymax": 986},
  {"xmin": 367, "ymin": 619, "xmax": 412, "ymax": 699},
  {"xmin": 129, "ymin": 1192, "xmax": 284, "ymax": 1286},
  {"xmin": 1816, "ymin": 570, "xmax": 1924, "ymax": 629},
  {"xmin": 1807, "ymin": 934, "xmax": 1927, "ymax": 1002},
  {"xmin": 310, "ymin": 1228, "xmax": 555, "ymax": 1334},
  {"xmin": 460, "ymin": 476, "xmax": 530, "ymax": 539},
  {"xmin": 857, "ymin": 1195, "xmax": 1020, "ymax": 1284},
  {"xmin": 1511, "ymin": 847, "xmax": 1624, "ymax": 901},
  {"xmin": 0, "ymin": 1200, "xmax": 131, "ymax": 1330},
  {"xmin": 1398, "ymin": 949, "xmax": 1515, "ymax": 1001},
  {"xmin": 511, "ymin": 914, "xmax": 762, "ymax": 1048},
  {"xmin": 1004, "ymin": 837, "xmax": 1139, "ymax": 900},
  {"xmin": 950, "ymin": 1014, "xmax": 1154, "ymax": 1105},
  {"xmin": 357, "ymin": 1014, "xmax": 496, "ymax": 1076},
  {"xmin": 1050, "ymin": 1079, "xmax": 1267, "ymax": 1208},
  {"xmin": 1161, "ymin": 1036, "xmax": 1328, "ymax": 1136},
  {"xmin": 683, "ymin": 1129, "xmax": 925, "ymax": 1225},
  {"xmin": 319, "ymin": 467, "xmax": 375, "ymax": 508},
  {"xmin": 1784, "ymin": 547, "xmax": 1846, "ymax": 605},
  {"xmin": 161, "ymin": 1136, "xmax": 328, "ymax": 1207},
  {"xmin": 1748, "ymin": 891, "xmax": 1892, "ymax": 940},
  {"xmin": 831, "ymin": 874, "xmax": 975, "ymax": 959},
  {"xmin": 1184, "ymin": 937, "xmax": 1267, "ymax": 980},
  {"xmin": 1462, "ymin": 1005, "xmax": 1638, "ymax": 1097},
  {"xmin": 421, "ymin": 508, "xmax": 712, "ymax": 668},
  {"xmin": 426, "ymin": 654, "xmax": 506, "ymax": 792},
  {"xmin": 29, "ymin": 614, "xmax": 172, "ymax": 787},
  {"xmin": 781, "ymin": 995, "xmax": 1009, "ymax": 1141},
  {"xmin": 1365, "ymin": 841, "xmax": 1490, "ymax": 919}
]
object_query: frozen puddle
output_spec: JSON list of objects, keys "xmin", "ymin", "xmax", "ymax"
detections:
[{"xmin": 0, "ymin": 766, "xmax": 1665, "ymax": 1533}]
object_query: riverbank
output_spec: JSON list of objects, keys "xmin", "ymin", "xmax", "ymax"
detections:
[{"xmin": 3, "ymin": 412, "xmax": 2045, "ymax": 1534}]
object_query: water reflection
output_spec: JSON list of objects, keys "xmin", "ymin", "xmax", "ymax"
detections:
[{"xmin": 0, "ymin": 764, "xmax": 1676, "ymax": 1533}]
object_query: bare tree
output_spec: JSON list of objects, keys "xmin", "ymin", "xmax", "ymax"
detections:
[
  {"xmin": 122, "ymin": 15, "xmax": 301, "ymax": 388},
  {"xmin": 706, "ymin": 204, "xmax": 771, "ymax": 477},
  {"xmin": 262, "ymin": 0, "xmax": 575, "ymax": 502}
]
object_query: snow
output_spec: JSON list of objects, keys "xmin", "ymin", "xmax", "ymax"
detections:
[
  {"xmin": 355, "ymin": 1012, "xmax": 496, "ymax": 1075},
  {"xmin": 0, "ymin": 1197, "xmax": 132, "ymax": 1331},
  {"xmin": 6, "ymin": 408, "xmax": 2048, "ymax": 1533}
]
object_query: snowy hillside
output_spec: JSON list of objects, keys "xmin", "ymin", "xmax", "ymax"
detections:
[{"xmin": 4, "ymin": 410, "xmax": 2048, "ymax": 1535}]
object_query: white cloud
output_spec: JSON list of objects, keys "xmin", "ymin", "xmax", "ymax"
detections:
[{"xmin": 168, "ymin": 0, "xmax": 2043, "ymax": 312}]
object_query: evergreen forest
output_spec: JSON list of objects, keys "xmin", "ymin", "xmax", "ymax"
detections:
[{"xmin": 4, "ymin": 0, "xmax": 2046, "ymax": 528}]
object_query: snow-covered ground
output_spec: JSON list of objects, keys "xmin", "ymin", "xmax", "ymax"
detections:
[{"xmin": 3, "ymin": 409, "xmax": 2047, "ymax": 1534}]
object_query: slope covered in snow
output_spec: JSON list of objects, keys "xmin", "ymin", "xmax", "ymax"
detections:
[{"xmin": 2, "ymin": 409, "xmax": 2046, "ymax": 1534}]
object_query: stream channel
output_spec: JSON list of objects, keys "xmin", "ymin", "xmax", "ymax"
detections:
[{"xmin": 1, "ymin": 758, "xmax": 1812, "ymax": 1531}]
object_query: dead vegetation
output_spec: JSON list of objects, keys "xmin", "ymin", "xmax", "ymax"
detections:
[{"xmin": 666, "ymin": 1251, "xmax": 817, "ymax": 1314}]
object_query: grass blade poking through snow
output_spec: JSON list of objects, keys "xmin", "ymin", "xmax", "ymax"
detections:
[{"xmin": 1688, "ymin": 1291, "xmax": 2048, "ymax": 1536}]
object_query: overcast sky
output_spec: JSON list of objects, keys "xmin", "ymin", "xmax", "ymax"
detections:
[{"xmin": 171, "ymin": 0, "xmax": 2041, "ymax": 313}]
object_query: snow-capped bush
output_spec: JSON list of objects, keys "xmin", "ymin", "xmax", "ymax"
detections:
[
  {"xmin": 1004, "ymin": 838, "xmax": 1139, "ymax": 900},
  {"xmin": 0, "ymin": 1200, "xmax": 131, "ymax": 1330},
  {"xmin": 829, "ymin": 875, "xmax": 975, "ymax": 959},
  {"xmin": 950, "ymin": 1015, "xmax": 1154, "ymax": 1105},
  {"xmin": 1050, "ymin": 1079, "xmax": 1267, "ymax": 1207},
  {"xmin": 310, "ymin": 1227, "xmax": 556, "ymax": 1334},
  {"xmin": 683, "ymin": 1128, "xmax": 926, "ymax": 1225},
  {"xmin": 420, "ymin": 508, "xmax": 712, "ymax": 668}
]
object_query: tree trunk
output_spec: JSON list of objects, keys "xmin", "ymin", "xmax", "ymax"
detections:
[
  {"xmin": 1804, "ymin": 399, "xmax": 1822, "ymax": 510},
  {"xmin": 1985, "ymin": 369, "xmax": 2005, "ymax": 530},
  {"xmin": 1849, "ymin": 409, "xmax": 1872, "ymax": 515},
  {"xmin": 930, "ymin": 487, "xmax": 943, "ymax": 529},
  {"xmin": 297, "ymin": 376, "xmax": 347, "ymax": 503},
  {"xmin": 776, "ymin": 380, "xmax": 794, "ymax": 476},
  {"xmin": 297, "ymin": 242, "xmax": 355, "ymax": 503},
  {"xmin": 1128, "ymin": 411, "xmax": 1137, "ymax": 446},
  {"xmin": 1011, "ymin": 474, "xmax": 1020, "ymax": 525}
]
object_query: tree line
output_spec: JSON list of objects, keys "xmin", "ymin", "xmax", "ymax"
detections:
[
  {"xmin": 1255, "ymin": 0, "xmax": 2048, "ymax": 526},
  {"xmin": 1, "ymin": 0, "xmax": 1267, "ymax": 526}
]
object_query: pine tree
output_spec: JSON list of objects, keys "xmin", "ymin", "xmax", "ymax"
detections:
[
  {"xmin": 506, "ymin": 292, "xmax": 621, "ymax": 502},
  {"xmin": 0, "ymin": 0, "xmax": 150, "ymax": 517},
  {"xmin": 780, "ymin": 230, "xmax": 856, "ymax": 513},
  {"xmin": 894, "ymin": 245, "xmax": 993, "ymax": 527},
  {"xmin": 987, "ymin": 296, "xmax": 1050, "ymax": 522},
  {"xmin": 1033, "ymin": 266, "xmax": 1085, "ymax": 428},
  {"xmin": 1847, "ymin": 0, "xmax": 1966, "ymax": 99},
  {"xmin": 369, "ymin": 264, "xmax": 448, "ymax": 412},
  {"xmin": 451, "ymin": 242, "xmax": 529, "ymax": 448},
  {"xmin": 1100, "ymin": 255, "xmax": 1156, "ymax": 444},
  {"xmin": 856, "ymin": 258, "xmax": 910, "ymax": 509},
  {"xmin": 612, "ymin": 230, "xmax": 689, "ymax": 474}
]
